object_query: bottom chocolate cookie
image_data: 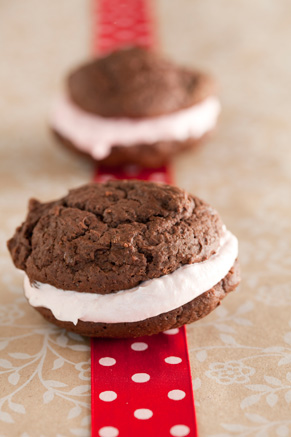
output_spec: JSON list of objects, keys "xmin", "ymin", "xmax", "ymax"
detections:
[
  {"xmin": 53, "ymin": 130, "xmax": 209, "ymax": 168},
  {"xmin": 35, "ymin": 260, "xmax": 240, "ymax": 338}
]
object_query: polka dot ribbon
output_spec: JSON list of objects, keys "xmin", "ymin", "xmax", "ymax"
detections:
[
  {"xmin": 91, "ymin": 1, "xmax": 198, "ymax": 436},
  {"xmin": 91, "ymin": 326, "xmax": 197, "ymax": 437},
  {"xmin": 93, "ymin": 0, "xmax": 156, "ymax": 54}
]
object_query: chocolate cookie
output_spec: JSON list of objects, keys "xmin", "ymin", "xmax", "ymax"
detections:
[
  {"xmin": 51, "ymin": 47, "xmax": 220, "ymax": 167},
  {"xmin": 7, "ymin": 180, "xmax": 240, "ymax": 337},
  {"xmin": 67, "ymin": 47, "xmax": 215, "ymax": 118}
]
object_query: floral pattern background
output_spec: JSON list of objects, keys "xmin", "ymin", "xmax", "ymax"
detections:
[{"xmin": 1, "ymin": 1, "xmax": 291, "ymax": 436}]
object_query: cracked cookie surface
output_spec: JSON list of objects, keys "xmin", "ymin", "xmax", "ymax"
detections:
[
  {"xmin": 8, "ymin": 180, "xmax": 223, "ymax": 294},
  {"xmin": 68, "ymin": 47, "xmax": 216, "ymax": 118}
]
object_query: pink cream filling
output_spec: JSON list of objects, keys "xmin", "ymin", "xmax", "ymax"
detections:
[
  {"xmin": 24, "ymin": 229, "xmax": 237, "ymax": 325},
  {"xmin": 51, "ymin": 94, "xmax": 221, "ymax": 160}
]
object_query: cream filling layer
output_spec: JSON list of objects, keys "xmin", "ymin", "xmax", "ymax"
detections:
[
  {"xmin": 51, "ymin": 94, "xmax": 221, "ymax": 160},
  {"xmin": 24, "ymin": 230, "xmax": 238, "ymax": 325}
]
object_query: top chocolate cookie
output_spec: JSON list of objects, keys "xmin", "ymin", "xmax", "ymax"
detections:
[
  {"xmin": 8, "ymin": 180, "xmax": 223, "ymax": 295},
  {"xmin": 67, "ymin": 47, "xmax": 216, "ymax": 118}
]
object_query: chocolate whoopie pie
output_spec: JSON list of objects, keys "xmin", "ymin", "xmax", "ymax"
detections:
[
  {"xmin": 7, "ymin": 180, "xmax": 240, "ymax": 338},
  {"xmin": 51, "ymin": 48, "xmax": 220, "ymax": 167}
]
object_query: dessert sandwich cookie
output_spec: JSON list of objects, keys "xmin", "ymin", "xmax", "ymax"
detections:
[
  {"xmin": 51, "ymin": 47, "xmax": 221, "ymax": 167},
  {"xmin": 7, "ymin": 180, "xmax": 240, "ymax": 338}
]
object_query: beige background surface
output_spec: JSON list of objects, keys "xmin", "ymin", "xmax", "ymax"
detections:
[{"xmin": 0, "ymin": 1, "xmax": 290, "ymax": 436}]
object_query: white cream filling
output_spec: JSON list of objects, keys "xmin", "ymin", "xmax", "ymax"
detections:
[
  {"xmin": 51, "ymin": 94, "xmax": 220, "ymax": 160},
  {"xmin": 24, "ymin": 229, "xmax": 238, "ymax": 325}
]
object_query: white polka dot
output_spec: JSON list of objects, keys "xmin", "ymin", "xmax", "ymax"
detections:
[
  {"xmin": 168, "ymin": 389, "xmax": 186, "ymax": 400},
  {"xmin": 134, "ymin": 409, "xmax": 153, "ymax": 420},
  {"xmin": 163, "ymin": 328, "xmax": 180, "ymax": 335},
  {"xmin": 99, "ymin": 391, "xmax": 117, "ymax": 402},
  {"xmin": 98, "ymin": 426, "xmax": 119, "ymax": 437},
  {"xmin": 131, "ymin": 373, "xmax": 150, "ymax": 383},
  {"xmin": 99, "ymin": 357, "xmax": 116, "ymax": 367},
  {"xmin": 131, "ymin": 342, "xmax": 148, "ymax": 351},
  {"xmin": 165, "ymin": 356, "xmax": 182, "ymax": 364},
  {"xmin": 98, "ymin": 175, "xmax": 116, "ymax": 182},
  {"xmin": 170, "ymin": 425, "xmax": 190, "ymax": 437},
  {"xmin": 148, "ymin": 172, "xmax": 167, "ymax": 182}
]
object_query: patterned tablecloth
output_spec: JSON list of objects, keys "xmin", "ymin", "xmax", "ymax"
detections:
[{"xmin": 0, "ymin": 1, "xmax": 290, "ymax": 436}]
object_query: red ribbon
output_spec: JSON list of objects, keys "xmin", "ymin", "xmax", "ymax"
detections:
[
  {"xmin": 93, "ymin": 0, "xmax": 156, "ymax": 54},
  {"xmin": 91, "ymin": 326, "xmax": 197, "ymax": 437},
  {"xmin": 91, "ymin": 2, "xmax": 198, "ymax": 436}
]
